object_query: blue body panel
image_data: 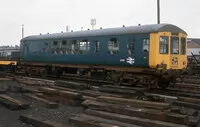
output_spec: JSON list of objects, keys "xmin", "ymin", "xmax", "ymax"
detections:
[{"xmin": 20, "ymin": 34, "xmax": 150, "ymax": 68}]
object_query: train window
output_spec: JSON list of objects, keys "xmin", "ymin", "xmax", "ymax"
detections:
[
  {"xmin": 65, "ymin": 41, "xmax": 72, "ymax": 54},
  {"xmin": 159, "ymin": 36, "xmax": 168, "ymax": 54},
  {"xmin": 94, "ymin": 41, "xmax": 100, "ymax": 53},
  {"xmin": 61, "ymin": 41, "xmax": 67, "ymax": 54},
  {"xmin": 80, "ymin": 40, "xmax": 90, "ymax": 54},
  {"xmin": 62, "ymin": 41, "xmax": 67, "ymax": 45},
  {"xmin": 52, "ymin": 41, "xmax": 61, "ymax": 54},
  {"xmin": 108, "ymin": 38, "xmax": 119, "ymax": 55},
  {"xmin": 142, "ymin": 39, "xmax": 149, "ymax": 52},
  {"xmin": 170, "ymin": 37, "xmax": 179, "ymax": 54},
  {"xmin": 127, "ymin": 38, "xmax": 135, "ymax": 55},
  {"xmin": 44, "ymin": 42, "xmax": 48, "ymax": 52},
  {"xmin": 71, "ymin": 40, "xmax": 80, "ymax": 54},
  {"xmin": 53, "ymin": 41, "xmax": 58, "ymax": 45},
  {"xmin": 24, "ymin": 43, "xmax": 29, "ymax": 53},
  {"xmin": 29, "ymin": 43, "xmax": 38, "ymax": 54},
  {"xmin": 180, "ymin": 38, "xmax": 186, "ymax": 55},
  {"xmin": 65, "ymin": 41, "xmax": 74, "ymax": 54}
]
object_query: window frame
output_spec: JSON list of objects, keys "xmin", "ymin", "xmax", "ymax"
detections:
[
  {"xmin": 79, "ymin": 39, "xmax": 90, "ymax": 54},
  {"xmin": 107, "ymin": 37, "xmax": 120, "ymax": 55},
  {"xmin": 159, "ymin": 36, "xmax": 169, "ymax": 54},
  {"xmin": 53, "ymin": 41, "xmax": 58, "ymax": 46},
  {"xmin": 142, "ymin": 38, "xmax": 150, "ymax": 52},
  {"xmin": 127, "ymin": 38, "xmax": 136, "ymax": 55},
  {"xmin": 180, "ymin": 37, "xmax": 186, "ymax": 55},
  {"xmin": 94, "ymin": 40, "xmax": 100, "ymax": 53},
  {"xmin": 170, "ymin": 37, "xmax": 179, "ymax": 54}
]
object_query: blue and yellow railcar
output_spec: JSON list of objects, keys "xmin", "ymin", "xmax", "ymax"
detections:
[
  {"xmin": 0, "ymin": 58, "xmax": 17, "ymax": 73},
  {"xmin": 20, "ymin": 23, "xmax": 187, "ymax": 88}
]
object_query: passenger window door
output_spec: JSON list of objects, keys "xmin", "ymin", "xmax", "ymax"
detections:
[
  {"xmin": 142, "ymin": 38, "xmax": 150, "ymax": 53},
  {"xmin": 139, "ymin": 38, "xmax": 150, "ymax": 66},
  {"xmin": 127, "ymin": 38, "xmax": 135, "ymax": 56},
  {"xmin": 44, "ymin": 42, "xmax": 49, "ymax": 53},
  {"xmin": 94, "ymin": 40, "xmax": 100, "ymax": 54}
]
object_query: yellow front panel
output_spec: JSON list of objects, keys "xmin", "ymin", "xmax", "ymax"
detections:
[
  {"xmin": 177, "ymin": 33, "xmax": 187, "ymax": 69},
  {"xmin": 0, "ymin": 61, "xmax": 17, "ymax": 65},
  {"xmin": 149, "ymin": 33, "xmax": 158, "ymax": 68},
  {"xmin": 149, "ymin": 32, "xmax": 171, "ymax": 69},
  {"xmin": 149, "ymin": 32, "xmax": 187, "ymax": 70}
]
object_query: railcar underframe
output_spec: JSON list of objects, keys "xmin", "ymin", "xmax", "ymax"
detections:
[{"xmin": 16, "ymin": 62, "xmax": 181, "ymax": 89}]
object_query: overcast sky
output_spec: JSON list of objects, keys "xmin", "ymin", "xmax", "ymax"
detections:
[{"xmin": 0, "ymin": 0, "xmax": 199, "ymax": 46}]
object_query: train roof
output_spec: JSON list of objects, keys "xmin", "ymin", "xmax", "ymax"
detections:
[{"xmin": 21, "ymin": 23, "xmax": 187, "ymax": 41}]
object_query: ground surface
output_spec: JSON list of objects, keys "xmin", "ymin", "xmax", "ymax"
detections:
[{"xmin": 0, "ymin": 80, "xmax": 84, "ymax": 127}]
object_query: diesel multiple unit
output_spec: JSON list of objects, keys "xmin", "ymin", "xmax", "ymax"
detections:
[{"xmin": 19, "ymin": 23, "xmax": 187, "ymax": 88}]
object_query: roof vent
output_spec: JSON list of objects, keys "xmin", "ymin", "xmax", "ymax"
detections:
[
  {"xmin": 122, "ymin": 25, "xmax": 125, "ymax": 27},
  {"xmin": 138, "ymin": 24, "xmax": 141, "ymax": 26},
  {"xmin": 71, "ymin": 30, "xmax": 73, "ymax": 32},
  {"xmin": 100, "ymin": 27, "xmax": 102, "ymax": 29},
  {"xmin": 88, "ymin": 29, "xmax": 90, "ymax": 30},
  {"xmin": 61, "ymin": 31, "xmax": 63, "ymax": 33},
  {"xmin": 40, "ymin": 33, "xmax": 42, "ymax": 35},
  {"xmin": 47, "ymin": 32, "xmax": 49, "ymax": 34}
]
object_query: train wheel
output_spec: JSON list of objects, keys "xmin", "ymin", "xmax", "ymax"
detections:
[{"xmin": 157, "ymin": 80, "xmax": 170, "ymax": 89}]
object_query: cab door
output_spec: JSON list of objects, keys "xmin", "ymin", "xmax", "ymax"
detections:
[
  {"xmin": 139, "ymin": 38, "xmax": 150, "ymax": 67},
  {"xmin": 170, "ymin": 36, "xmax": 179, "ymax": 68}
]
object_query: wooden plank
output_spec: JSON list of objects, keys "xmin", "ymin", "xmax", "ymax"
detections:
[
  {"xmin": 17, "ymin": 80, "xmax": 40, "ymax": 86},
  {"xmin": 178, "ymin": 97, "xmax": 200, "ymax": 104},
  {"xmin": 55, "ymin": 80, "xmax": 89, "ymax": 90},
  {"xmin": 13, "ymin": 86, "xmax": 40, "ymax": 93},
  {"xmin": 85, "ymin": 109, "xmax": 187, "ymax": 127},
  {"xmin": 102, "ymin": 85, "xmax": 148, "ymax": 92},
  {"xmin": 19, "ymin": 114, "xmax": 68, "ymax": 127},
  {"xmin": 0, "ymin": 94, "xmax": 29, "ymax": 110},
  {"xmin": 145, "ymin": 93, "xmax": 178, "ymax": 100},
  {"xmin": 22, "ymin": 76, "xmax": 55, "ymax": 84},
  {"xmin": 50, "ymin": 86, "xmax": 122, "ymax": 99},
  {"xmin": 82, "ymin": 100, "xmax": 188, "ymax": 124},
  {"xmin": 173, "ymin": 100, "xmax": 200, "ymax": 110},
  {"xmin": 182, "ymin": 78, "xmax": 200, "ymax": 84},
  {"xmin": 81, "ymin": 90, "xmax": 107, "ymax": 97},
  {"xmin": 38, "ymin": 87, "xmax": 59, "ymax": 95},
  {"xmin": 0, "ymin": 90, "xmax": 5, "ymax": 94},
  {"xmin": 98, "ymin": 87, "xmax": 137, "ymax": 95},
  {"xmin": 97, "ymin": 96, "xmax": 170, "ymax": 110},
  {"xmin": 38, "ymin": 87, "xmax": 83, "ymax": 99},
  {"xmin": 23, "ymin": 93, "xmax": 58, "ymax": 108},
  {"xmin": 58, "ymin": 90, "xmax": 82, "ymax": 99},
  {"xmin": 49, "ymin": 86, "xmax": 78, "ymax": 92},
  {"xmin": 36, "ymin": 94, "xmax": 82, "ymax": 106},
  {"xmin": 0, "ymin": 77, "xmax": 11, "ymax": 81},
  {"xmin": 170, "ymin": 107, "xmax": 181, "ymax": 114},
  {"xmin": 167, "ymin": 88, "xmax": 200, "ymax": 95},
  {"xmin": 83, "ymin": 96, "xmax": 96, "ymax": 101},
  {"xmin": 171, "ymin": 106, "xmax": 198, "ymax": 116},
  {"xmin": 21, "ymin": 87, "xmax": 40, "ymax": 93},
  {"xmin": 151, "ymin": 88, "xmax": 200, "ymax": 98},
  {"xmin": 81, "ymin": 90, "xmax": 122, "ymax": 98},
  {"xmin": 69, "ymin": 114, "xmax": 141, "ymax": 127}
]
